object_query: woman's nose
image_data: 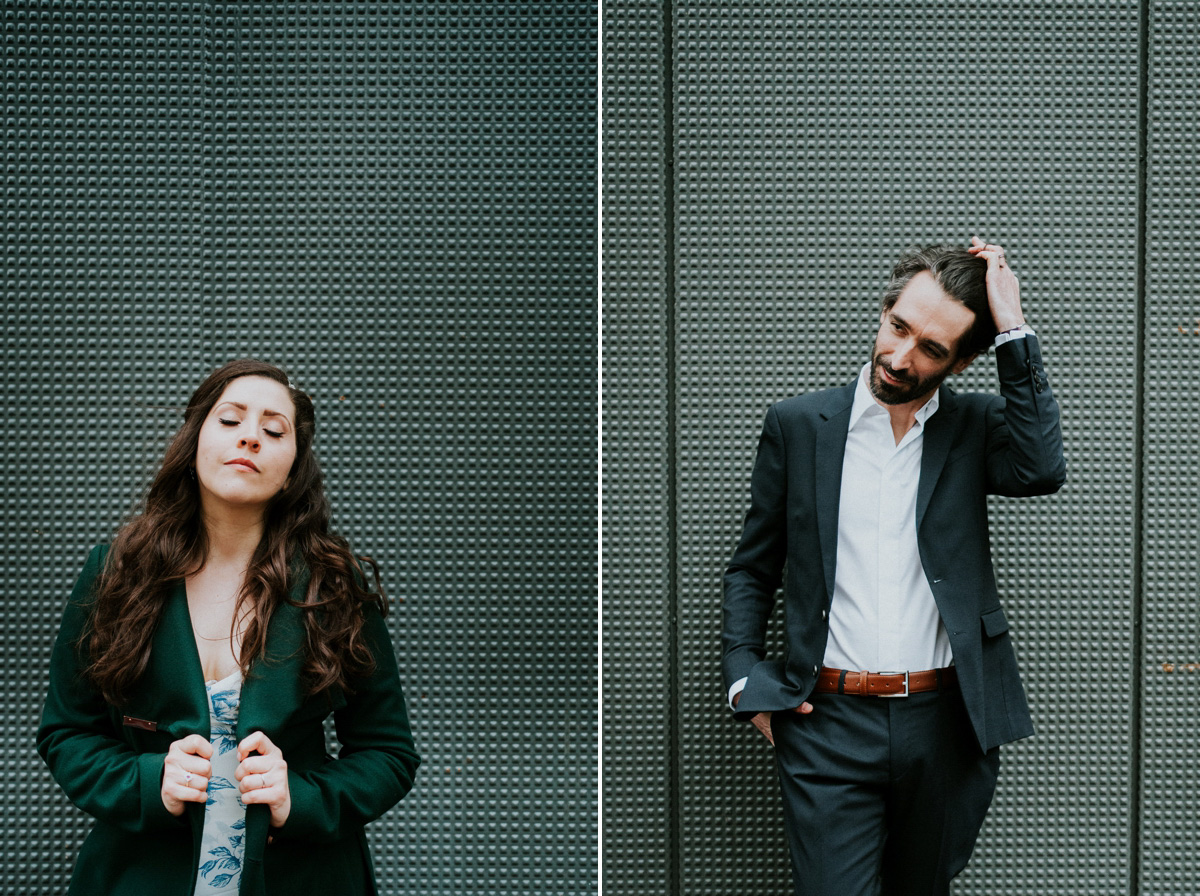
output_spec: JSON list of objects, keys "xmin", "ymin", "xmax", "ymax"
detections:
[{"xmin": 239, "ymin": 435, "xmax": 260, "ymax": 451}]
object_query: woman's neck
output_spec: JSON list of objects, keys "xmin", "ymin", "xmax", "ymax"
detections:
[{"xmin": 199, "ymin": 502, "xmax": 266, "ymax": 569}]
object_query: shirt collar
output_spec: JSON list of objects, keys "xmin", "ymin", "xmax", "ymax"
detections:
[{"xmin": 849, "ymin": 363, "xmax": 941, "ymax": 431}]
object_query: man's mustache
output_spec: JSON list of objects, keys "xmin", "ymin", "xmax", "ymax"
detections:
[{"xmin": 875, "ymin": 356, "xmax": 917, "ymax": 386}]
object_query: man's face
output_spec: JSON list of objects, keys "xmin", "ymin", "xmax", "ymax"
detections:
[{"xmin": 870, "ymin": 271, "xmax": 977, "ymax": 406}]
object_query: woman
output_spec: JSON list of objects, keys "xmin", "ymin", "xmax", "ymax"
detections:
[{"xmin": 37, "ymin": 359, "xmax": 420, "ymax": 895}]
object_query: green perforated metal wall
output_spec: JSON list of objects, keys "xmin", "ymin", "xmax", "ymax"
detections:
[
  {"xmin": 603, "ymin": 0, "xmax": 1181, "ymax": 893},
  {"xmin": 1141, "ymin": 3, "xmax": 1200, "ymax": 894},
  {"xmin": 3, "ymin": 2, "xmax": 596, "ymax": 894},
  {"xmin": 601, "ymin": 1, "xmax": 672, "ymax": 894}
]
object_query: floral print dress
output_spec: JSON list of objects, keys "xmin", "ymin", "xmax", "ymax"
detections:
[{"xmin": 193, "ymin": 670, "xmax": 246, "ymax": 894}]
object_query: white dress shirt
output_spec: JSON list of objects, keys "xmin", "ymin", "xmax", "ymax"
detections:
[{"xmin": 822, "ymin": 364, "xmax": 951, "ymax": 672}]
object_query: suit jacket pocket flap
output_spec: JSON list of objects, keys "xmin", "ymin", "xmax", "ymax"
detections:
[{"xmin": 981, "ymin": 606, "xmax": 1009, "ymax": 638}]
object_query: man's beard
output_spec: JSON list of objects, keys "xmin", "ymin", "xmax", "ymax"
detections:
[{"xmin": 868, "ymin": 351, "xmax": 950, "ymax": 406}]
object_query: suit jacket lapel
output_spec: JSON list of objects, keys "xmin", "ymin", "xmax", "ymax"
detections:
[
  {"xmin": 916, "ymin": 385, "xmax": 960, "ymax": 531},
  {"xmin": 816, "ymin": 382, "xmax": 855, "ymax": 603}
]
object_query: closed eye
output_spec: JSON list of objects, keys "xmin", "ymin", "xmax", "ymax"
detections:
[{"xmin": 263, "ymin": 429, "xmax": 284, "ymax": 439}]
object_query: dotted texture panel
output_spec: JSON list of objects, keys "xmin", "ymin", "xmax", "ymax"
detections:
[
  {"xmin": 601, "ymin": 1, "xmax": 672, "ymax": 893},
  {"xmin": 1140, "ymin": 3, "xmax": 1200, "ymax": 894},
  {"xmin": 2, "ymin": 5, "xmax": 209, "ymax": 891},
  {"xmin": 2, "ymin": 3, "xmax": 596, "ymax": 894},
  {"xmin": 672, "ymin": 3, "xmax": 1138, "ymax": 895}
]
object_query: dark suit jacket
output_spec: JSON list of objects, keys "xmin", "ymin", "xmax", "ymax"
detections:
[
  {"xmin": 722, "ymin": 336, "xmax": 1065, "ymax": 753},
  {"xmin": 37, "ymin": 544, "xmax": 420, "ymax": 896}
]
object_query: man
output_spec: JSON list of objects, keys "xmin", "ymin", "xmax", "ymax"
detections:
[{"xmin": 722, "ymin": 239, "xmax": 1065, "ymax": 896}]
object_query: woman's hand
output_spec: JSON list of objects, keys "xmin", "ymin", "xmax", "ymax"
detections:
[
  {"xmin": 236, "ymin": 731, "xmax": 292, "ymax": 828},
  {"xmin": 161, "ymin": 734, "xmax": 213, "ymax": 816}
]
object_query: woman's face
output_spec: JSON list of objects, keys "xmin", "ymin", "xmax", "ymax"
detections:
[{"xmin": 194, "ymin": 375, "xmax": 298, "ymax": 513}]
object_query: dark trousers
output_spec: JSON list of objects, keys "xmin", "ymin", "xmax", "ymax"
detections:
[{"xmin": 770, "ymin": 687, "xmax": 1000, "ymax": 896}]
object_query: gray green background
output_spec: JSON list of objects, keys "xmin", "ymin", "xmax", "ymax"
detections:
[
  {"xmin": 605, "ymin": 1, "xmax": 1197, "ymax": 894},
  {"xmin": 3, "ymin": 2, "xmax": 595, "ymax": 894}
]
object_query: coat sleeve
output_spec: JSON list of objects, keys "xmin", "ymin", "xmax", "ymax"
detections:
[
  {"xmin": 36, "ymin": 544, "xmax": 184, "ymax": 833},
  {"xmin": 986, "ymin": 335, "xmax": 1067, "ymax": 497},
  {"xmin": 721, "ymin": 404, "xmax": 789, "ymax": 695},
  {"xmin": 274, "ymin": 603, "xmax": 420, "ymax": 842}
]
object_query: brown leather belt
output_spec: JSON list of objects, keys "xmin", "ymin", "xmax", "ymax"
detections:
[{"xmin": 813, "ymin": 666, "xmax": 957, "ymax": 698}]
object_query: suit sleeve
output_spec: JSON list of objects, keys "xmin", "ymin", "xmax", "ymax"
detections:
[
  {"xmin": 36, "ymin": 544, "xmax": 184, "ymax": 833},
  {"xmin": 721, "ymin": 404, "xmax": 789, "ymax": 696},
  {"xmin": 275, "ymin": 604, "xmax": 420, "ymax": 842},
  {"xmin": 986, "ymin": 334, "xmax": 1067, "ymax": 497}
]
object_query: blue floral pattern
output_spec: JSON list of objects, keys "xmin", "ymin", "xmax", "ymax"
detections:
[{"xmin": 194, "ymin": 671, "xmax": 245, "ymax": 895}]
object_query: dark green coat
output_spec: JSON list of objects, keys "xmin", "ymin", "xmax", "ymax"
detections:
[{"xmin": 38, "ymin": 545, "xmax": 420, "ymax": 895}]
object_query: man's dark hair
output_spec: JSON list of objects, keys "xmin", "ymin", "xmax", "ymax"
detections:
[{"xmin": 880, "ymin": 244, "xmax": 997, "ymax": 359}]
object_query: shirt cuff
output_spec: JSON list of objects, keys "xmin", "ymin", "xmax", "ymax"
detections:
[
  {"xmin": 993, "ymin": 323, "xmax": 1035, "ymax": 347},
  {"xmin": 728, "ymin": 677, "xmax": 748, "ymax": 711}
]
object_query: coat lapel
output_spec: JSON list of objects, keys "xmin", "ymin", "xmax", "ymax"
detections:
[
  {"xmin": 815, "ymin": 382, "xmax": 855, "ymax": 603},
  {"xmin": 237, "ymin": 562, "xmax": 315, "ymax": 742},
  {"xmin": 236, "ymin": 601, "xmax": 307, "ymax": 741},
  {"xmin": 236, "ymin": 567, "xmax": 312, "ymax": 877},
  {"xmin": 150, "ymin": 581, "xmax": 210, "ymax": 738},
  {"xmin": 145, "ymin": 582, "xmax": 211, "ymax": 841},
  {"xmin": 916, "ymin": 385, "xmax": 960, "ymax": 531}
]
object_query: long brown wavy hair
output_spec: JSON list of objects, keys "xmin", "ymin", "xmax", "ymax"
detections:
[{"xmin": 83, "ymin": 359, "xmax": 388, "ymax": 706}]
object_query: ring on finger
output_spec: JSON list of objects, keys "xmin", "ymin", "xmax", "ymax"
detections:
[{"xmin": 185, "ymin": 771, "xmax": 192, "ymax": 787}]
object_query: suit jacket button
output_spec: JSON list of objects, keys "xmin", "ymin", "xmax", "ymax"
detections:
[{"xmin": 813, "ymin": 665, "xmax": 819, "ymax": 675}]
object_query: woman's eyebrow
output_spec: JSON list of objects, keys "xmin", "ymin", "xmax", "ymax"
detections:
[{"xmin": 217, "ymin": 401, "xmax": 292, "ymax": 423}]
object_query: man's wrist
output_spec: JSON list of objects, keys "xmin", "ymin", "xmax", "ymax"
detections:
[{"xmin": 728, "ymin": 678, "xmax": 748, "ymax": 710}]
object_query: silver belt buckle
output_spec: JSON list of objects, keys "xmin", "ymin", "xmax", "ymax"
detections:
[{"xmin": 877, "ymin": 670, "xmax": 909, "ymax": 697}]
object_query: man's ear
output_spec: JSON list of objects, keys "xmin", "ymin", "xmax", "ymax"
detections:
[{"xmin": 951, "ymin": 351, "xmax": 979, "ymax": 375}]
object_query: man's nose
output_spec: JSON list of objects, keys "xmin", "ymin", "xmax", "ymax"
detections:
[{"xmin": 891, "ymin": 339, "xmax": 916, "ymax": 369}]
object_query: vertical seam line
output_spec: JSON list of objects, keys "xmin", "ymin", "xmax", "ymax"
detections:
[
  {"xmin": 661, "ymin": 0, "xmax": 680, "ymax": 894},
  {"xmin": 1131, "ymin": 0, "xmax": 1149, "ymax": 892}
]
